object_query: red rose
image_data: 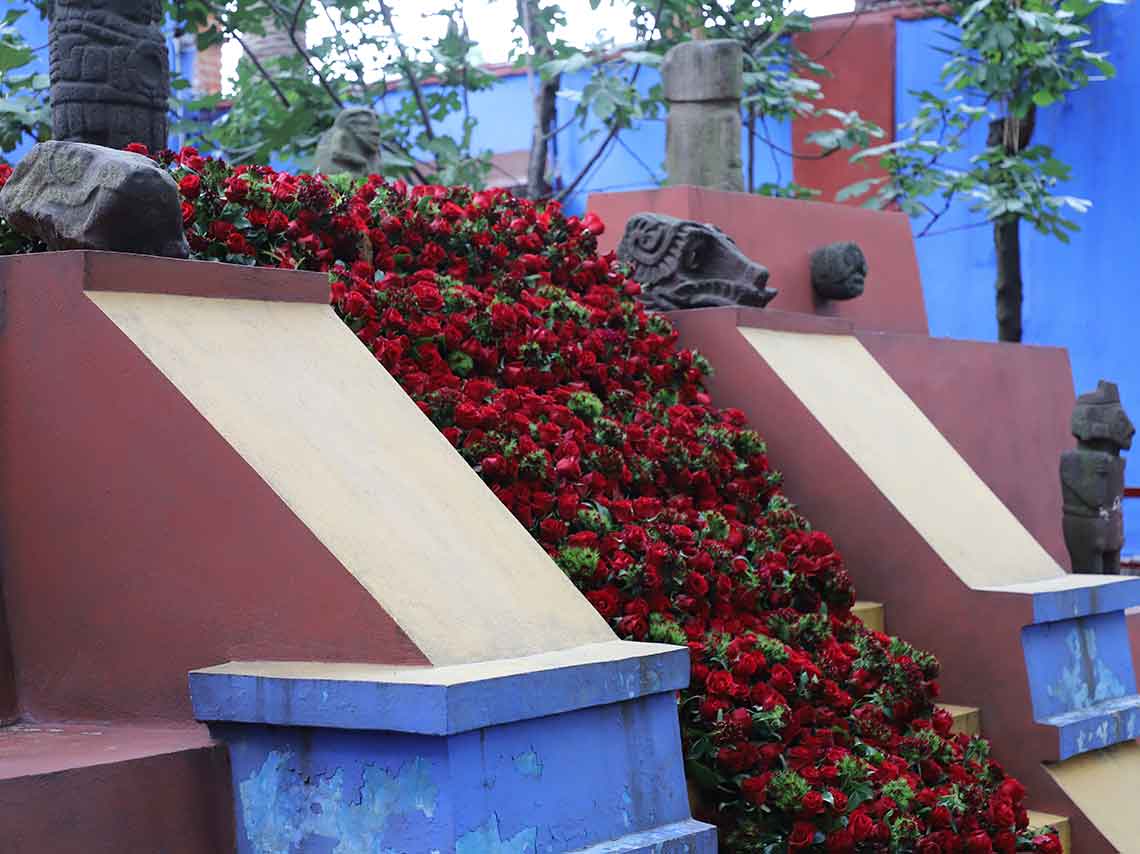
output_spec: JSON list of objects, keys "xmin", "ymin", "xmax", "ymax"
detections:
[
  {"xmin": 965, "ymin": 831, "xmax": 993, "ymax": 854},
  {"xmin": 770, "ymin": 663, "xmax": 795, "ymax": 695},
  {"xmin": 800, "ymin": 790, "xmax": 824, "ymax": 814},
  {"xmin": 1032, "ymin": 834, "xmax": 1062, "ymax": 854},
  {"xmin": 705, "ymin": 670, "xmax": 736, "ymax": 697},
  {"xmin": 124, "ymin": 142, "xmax": 149, "ymax": 156},
  {"xmin": 787, "ymin": 821, "xmax": 815, "ymax": 850},
  {"xmin": 825, "ymin": 829, "xmax": 854, "ymax": 854},
  {"xmin": 848, "ymin": 811, "xmax": 875, "ymax": 841},
  {"xmin": 179, "ymin": 173, "xmax": 201, "ymax": 199},
  {"xmin": 585, "ymin": 587, "xmax": 621, "ymax": 619},
  {"xmin": 539, "ymin": 518, "xmax": 567, "ymax": 542},
  {"xmin": 740, "ymin": 774, "xmax": 768, "ymax": 806}
]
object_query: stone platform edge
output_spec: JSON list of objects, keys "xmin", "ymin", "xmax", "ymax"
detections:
[
  {"xmin": 190, "ymin": 639, "xmax": 690, "ymax": 735},
  {"xmin": 2, "ymin": 249, "xmax": 331, "ymax": 303}
]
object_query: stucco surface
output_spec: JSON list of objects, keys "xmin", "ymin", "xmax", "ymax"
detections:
[
  {"xmin": 1046, "ymin": 741, "xmax": 1140, "ymax": 852},
  {"xmin": 88, "ymin": 291, "xmax": 614, "ymax": 666},
  {"xmin": 739, "ymin": 327, "xmax": 1063, "ymax": 588}
]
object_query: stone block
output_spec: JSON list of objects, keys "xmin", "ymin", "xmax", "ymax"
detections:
[{"xmin": 661, "ymin": 40, "xmax": 743, "ymax": 102}]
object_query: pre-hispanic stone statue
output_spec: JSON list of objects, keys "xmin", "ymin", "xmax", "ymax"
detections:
[
  {"xmin": 0, "ymin": 141, "xmax": 189, "ymax": 258},
  {"xmin": 661, "ymin": 39, "xmax": 744, "ymax": 192},
  {"xmin": 617, "ymin": 213, "xmax": 777, "ymax": 311},
  {"xmin": 1061, "ymin": 380, "xmax": 1135, "ymax": 574},
  {"xmin": 810, "ymin": 241, "xmax": 868, "ymax": 301},
  {"xmin": 315, "ymin": 108, "xmax": 383, "ymax": 178},
  {"xmin": 48, "ymin": 0, "xmax": 170, "ymax": 153}
]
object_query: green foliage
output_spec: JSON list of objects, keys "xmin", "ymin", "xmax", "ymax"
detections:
[
  {"xmin": 0, "ymin": 8, "xmax": 49, "ymax": 155},
  {"xmin": 849, "ymin": 0, "xmax": 1121, "ymax": 239}
]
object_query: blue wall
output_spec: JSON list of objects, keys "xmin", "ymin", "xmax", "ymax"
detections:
[
  {"xmin": 896, "ymin": 13, "xmax": 1140, "ymax": 550},
  {"xmin": 405, "ymin": 67, "xmax": 792, "ymax": 215}
]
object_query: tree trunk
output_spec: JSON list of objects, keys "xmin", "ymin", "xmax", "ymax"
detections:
[
  {"xmin": 518, "ymin": 0, "xmax": 558, "ymax": 199},
  {"xmin": 994, "ymin": 216, "xmax": 1023, "ymax": 342},
  {"xmin": 987, "ymin": 106, "xmax": 1036, "ymax": 343}
]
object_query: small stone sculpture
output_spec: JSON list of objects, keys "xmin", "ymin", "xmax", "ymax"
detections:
[
  {"xmin": 0, "ymin": 140, "xmax": 189, "ymax": 258},
  {"xmin": 49, "ymin": 0, "xmax": 170, "ymax": 153},
  {"xmin": 1060, "ymin": 380, "xmax": 1135, "ymax": 574},
  {"xmin": 315, "ymin": 108, "xmax": 383, "ymax": 178},
  {"xmin": 661, "ymin": 39, "xmax": 744, "ymax": 192},
  {"xmin": 616, "ymin": 212, "xmax": 777, "ymax": 311},
  {"xmin": 810, "ymin": 241, "xmax": 868, "ymax": 301}
]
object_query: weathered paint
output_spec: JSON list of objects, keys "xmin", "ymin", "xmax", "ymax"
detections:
[
  {"xmin": 210, "ymin": 690, "xmax": 708, "ymax": 854},
  {"xmin": 565, "ymin": 820, "xmax": 715, "ymax": 854},
  {"xmin": 89, "ymin": 287, "xmax": 614, "ymax": 667},
  {"xmin": 190, "ymin": 641, "xmax": 689, "ymax": 734},
  {"xmin": 1021, "ymin": 610, "xmax": 1140, "ymax": 759}
]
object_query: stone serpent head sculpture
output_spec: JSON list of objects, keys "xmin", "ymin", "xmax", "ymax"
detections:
[{"xmin": 616, "ymin": 213, "xmax": 777, "ymax": 312}]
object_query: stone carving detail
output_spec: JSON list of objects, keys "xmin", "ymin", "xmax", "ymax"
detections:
[
  {"xmin": 617, "ymin": 212, "xmax": 777, "ymax": 311},
  {"xmin": 810, "ymin": 241, "xmax": 868, "ymax": 301},
  {"xmin": 316, "ymin": 108, "xmax": 383, "ymax": 178},
  {"xmin": 48, "ymin": 0, "xmax": 170, "ymax": 153},
  {"xmin": 0, "ymin": 140, "xmax": 189, "ymax": 258},
  {"xmin": 661, "ymin": 39, "xmax": 744, "ymax": 192},
  {"xmin": 1061, "ymin": 380, "xmax": 1135, "ymax": 574}
]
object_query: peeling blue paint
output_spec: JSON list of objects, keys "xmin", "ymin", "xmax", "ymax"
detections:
[
  {"xmin": 238, "ymin": 752, "xmax": 437, "ymax": 854},
  {"xmin": 1046, "ymin": 626, "xmax": 1128, "ymax": 711},
  {"xmin": 456, "ymin": 814, "xmax": 537, "ymax": 854},
  {"xmin": 620, "ymin": 788, "xmax": 634, "ymax": 830},
  {"xmin": 512, "ymin": 750, "xmax": 543, "ymax": 779}
]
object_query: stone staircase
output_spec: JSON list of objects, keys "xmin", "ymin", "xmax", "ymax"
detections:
[{"xmin": 855, "ymin": 601, "xmax": 1073, "ymax": 853}]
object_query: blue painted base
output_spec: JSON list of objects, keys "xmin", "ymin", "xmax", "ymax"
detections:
[
  {"xmin": 1022, "ymin": 607, "xmax": 1140, "ymax": 759},
  {"xmin": 191, "ymin": 642, "xmax": 713, "ymax": 854}
]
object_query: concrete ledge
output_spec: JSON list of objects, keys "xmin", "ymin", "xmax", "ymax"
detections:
[
  {"xmin": 982, "ymin": 575, "xmax": 1140, "ymax": 624},
  {"xmin": 190, "ymin": 640, "xmax": 690, "ymax": 734},
  {"xmin": 567, "ymin": 819, "xmax": 716, "ymax": 853}
]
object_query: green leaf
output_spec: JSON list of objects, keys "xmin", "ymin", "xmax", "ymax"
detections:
[{"xmin": 836, "ymin": 177, "xmax": 886, "ymax": 202}]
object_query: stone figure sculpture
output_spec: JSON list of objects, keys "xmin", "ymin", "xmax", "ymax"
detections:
[
  {"xmin": 316, "ymin": 108, "xmax": 383, "ymax": 178},
  {"xmin": 48, "ymin": 0, "xmax": 170, "ymax": 153},
  {"xmin": 661, "ymin": 39, "xmax": 744, "ymax": 191},
  {"xmin": 810, "ymin": 241, "xmax": 868, "ymax": 301},
  {"xmin": 616, "ymin": 212, "xmax": 777, "ymax": 311},
  {"xmin": 1060, "ymin": 380, "xmax": 1135, "ymax": 574},
  {"xmin": 0, "ymin": 140, "xmax": 189, "ymax": 258}
]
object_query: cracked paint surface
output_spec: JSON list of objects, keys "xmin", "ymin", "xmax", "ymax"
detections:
[
  {"xmin": 512, "ymin": 749, "xmax": 543, "ymax": 779},
  {"xmin": 455, "ymin": 814, "xmax": 536, "ymax": 854},
  {"xmin": 239, "ymin": 751, "xmax": 438, "ymax": 854},
  {"xmin": 1047, "ymin": 626, "xmax": 1128, "ymax": 712}
]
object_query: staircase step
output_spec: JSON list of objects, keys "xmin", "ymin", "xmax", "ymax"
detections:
[
  {"xmin": 852, "ymin": 600, "xmax": 885, "ymax": 632},
  {"xmin": 0, "ymin": 721, "xmax": 234, "ymax": 853},
  {"xmin": 1027, "ymin": 810, "xmax": 1070, "ymax": 854},
  {"xmin": 936, "ymin": 703, "xmax": 981, "ymax": 736}
]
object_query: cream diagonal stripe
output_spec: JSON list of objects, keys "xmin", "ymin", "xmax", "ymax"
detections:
[
  {"xmin": 739, "ymin": 328, "xmax": 1063, "ymax": 589},
  {"xmin": 88, "ymin": 292, "xmax": 614, "ymax": 666}
]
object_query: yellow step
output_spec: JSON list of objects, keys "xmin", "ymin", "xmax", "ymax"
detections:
[
  {"xmin": 852, "ymin": 600, "xmax": 885, "ymax": 633},
  {"xmin": 1027, "ymin": 811, "xmax": 1070, "ymax": 854},
  {"xmin": 936, "ymin": 703, "xmax": 981, "ymax": 736}
]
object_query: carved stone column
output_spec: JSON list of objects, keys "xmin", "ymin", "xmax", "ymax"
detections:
[
  {"xmin": 661, "ymin": 39, "xmax": 744, "ymax": 192},
  {"xmin": 48, "ymin": 0, "xmax": 170, "ymax": 153}
]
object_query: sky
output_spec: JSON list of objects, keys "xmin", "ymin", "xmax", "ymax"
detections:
[{"xmin": 222, "ymin": 0, "xmax": 856, "ymax": 88}]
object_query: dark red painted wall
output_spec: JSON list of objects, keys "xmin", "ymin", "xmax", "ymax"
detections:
[
  {"xmin": 2, "ymin": 736, "xmax": 234, "ymax": 853},
  {"xmin": 791, "ymin": 12, "xmax": 899, "ymax": 204},
  {"xmin": 590, "ymin": 186, "xmax": 928, "ymax": 334},
  {"xmin": 0, "ymin": 252, "xmax": 428, "ymax": 722},
  {"xmin": 669, "ymin": 306, "xmax": 1112, "ymax": 852}
]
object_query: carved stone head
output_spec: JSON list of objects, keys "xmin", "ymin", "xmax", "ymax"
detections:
[
  {"xmin": 810, "ymin": 241, "xmax": 867, "ymax": 301},
  {"xmin": 616, "ymin": 213, "xmax": 777, "ymax": 311},
  {"xmin": 1072, "ymin": 380, "xmax": 1135, "ymax": 452},
  {"xmin": 316, "ymin": 108, "xmax": 382, "ymax": 178}
]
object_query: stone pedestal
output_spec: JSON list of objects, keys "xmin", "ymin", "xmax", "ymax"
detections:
[
  {"xmin": 662, "ymin": 40, "xmax": 744, "ymax": 192},
  {"xmin": 191, "ymin": 642, "xmax": 716, "ymax": 854}
]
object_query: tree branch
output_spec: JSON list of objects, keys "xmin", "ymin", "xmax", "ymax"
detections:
[
  {"xmin": 199, "ymin": 1, "xmax": 291, "ymax": 109},
  {"xmin": 265, "ymin": 0, "xmax": 345, "ymax": 109},
  {"xmin": 377, "ymin": 0, "xmax": 436, "ymax": 143}
]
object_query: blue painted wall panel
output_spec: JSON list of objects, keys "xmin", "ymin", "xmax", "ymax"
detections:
[
  {"xmin": 896, "ymin": 14, "xmax": 1140, "ymax": 549},
  {"xmin": 213, "ymin": 693, "xmax": 698, "ymax": 854}
]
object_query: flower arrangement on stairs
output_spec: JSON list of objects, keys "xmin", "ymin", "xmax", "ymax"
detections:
[{"xmin": 0, "ymin": 147, "xmax": 1062, "ymax": 854}]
